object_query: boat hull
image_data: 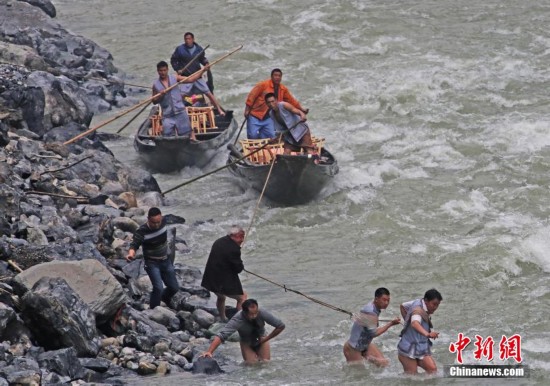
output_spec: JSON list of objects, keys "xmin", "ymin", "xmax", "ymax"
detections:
[
  {"xmin": 228, "ymin": 147, "xmax": 339, "ymax": 205},
  {"xmin": 134, "ymin": 109, "xmax": 237, "ymax": 173}
]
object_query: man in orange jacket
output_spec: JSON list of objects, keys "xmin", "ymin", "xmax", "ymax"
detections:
[{"xmin": 244, "ymin": 68, "xmax": 308, "ymax": 139}]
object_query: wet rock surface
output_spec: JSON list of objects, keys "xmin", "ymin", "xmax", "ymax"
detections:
[{"xmin": 0, "ymin": 1, "xmax": 231, "ymax": 383}]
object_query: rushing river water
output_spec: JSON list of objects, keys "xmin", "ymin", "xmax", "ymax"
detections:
[{"xmin": 53, "ymin": 0, "xmax": 549, "ymax": 384}]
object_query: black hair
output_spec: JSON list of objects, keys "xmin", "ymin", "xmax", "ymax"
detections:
[
  {"xmin": 242, "ymin": 299, "xmax": 258, "ymax": 314},
  {"xmin": 374, "ymin": 287, "xmax": 390, "ymax": 298},
  {"xmin": 156, "ymin": 61, "xmax": 169, "ymax": 70},
  {"xmin": 264, "ymin": 92, "xmax": 276, "ymax": 102},
  {"xmin": 184, "ymin": 32, "xmax": 194, "ymax": 39},
  {"xmin": 424, "ymin": 288, "xmax": 443, "ymax": 302},
  {"xmin": 271, "ymin": 68, "xmax": 282, "ymax": 77},
  {"xmin": 148, "ymin": 207, "xmax": 162, "ymax": 218}
]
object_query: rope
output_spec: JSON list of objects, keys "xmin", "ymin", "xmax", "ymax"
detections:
[
  {"xmin": 243, "ymin": 132, "xmax": 284, "ymax": 243},
  {"xmin": 244, "ymin": 269, "xmax": 353, "ymax": 317}
]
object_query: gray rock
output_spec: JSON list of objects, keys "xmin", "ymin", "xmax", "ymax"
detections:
[
  {"xmin": 192, "ymin": 308, "xmax": 215, "ymax": 329},
  {"xmin": 37, "ymin": 347, "xmax": 84, "ymax": 380},
  {"xmin": 153, "ymin": 341, "xmax": 170, "ymax": 356},
  {"xmin": 118, "ymin": 192, "xmax": 137, "ymax": 209},
  {"xmin": 0, "ymin": 303, "xmax": 16, "ymax": 338},
  {"xmin": 15, "ymin": 259, "xmax": 127, "ymax": 323},
  {"xmin": 100, "ymin": 181, "xmax": 124, "ymax": 196},
  {"xmin": 111, "ymin": 217, "xmax": 139, "ymax": 233},
  {"xmin": 79, "ymin": 357, "xmax": 112, "ymax": 373},
  {"xmin": 18, "ymin": 0, "xmax": 56, "ymax": 18},
  {"xmin": 138, "ymin": 191, "xmax": 164, "ymax": 208},
  {"xmin": 191, "ymin": 356, "xmax": 223, "ymax": 375},
  {"xmin": 25, "ymin": 227, "xmax": 48, "ymax": 245},
  {"xmin": 137, "ymin": 361, "xmax": 156, "ymax": 375},
  {"xmin": 143, "ymin": 306, "xmax": 180, "ymax": 332},
  {"xmin": 20, "ymin": 277, "xmax": 100, "ymax": 356}
]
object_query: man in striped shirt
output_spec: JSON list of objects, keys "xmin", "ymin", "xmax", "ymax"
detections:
[{"xmin": 126, "ymin": 207, "xmax": 179, "ymax": 309}]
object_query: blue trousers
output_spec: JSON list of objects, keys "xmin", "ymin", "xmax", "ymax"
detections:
[
  {"xmin": 247, "ymin": 115, "xmax": 275, "ymax": 139},
  {"xmin": 144, "ymin": 258, "xmax": 179, "ymax": 309}
]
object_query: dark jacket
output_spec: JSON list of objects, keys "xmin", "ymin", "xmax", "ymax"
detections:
[
  {"xmin": 201, "ymin": 235, "xmax": 244, "ymax": 295},
  {"xmin": 170, "ymin": 42, "xmax": 208, "ymax": 75},
  {"xmin": 129, "ymin": 218, "xmax": 167, "ymax": 259}
]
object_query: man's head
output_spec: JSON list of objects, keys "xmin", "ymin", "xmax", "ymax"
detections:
[
  {"xmin": 264, "ymin": 92, "xmax": 278, "ymax": 111},
  {"xmin": 373, "ymin": 287, "xmax": 391, "ymax": 310},
  {"xmin": 423, "ymin": 288, "xmax": 443, "ymax": 314},
  {"xmin": 270, "ymin": 68, "xmax": 283, "ymax": 85},
  {"xmin": 147, "ymin": 207, "xmax": 163, "ymax": 230},
  {"xmin": 184, "ymin": 32, "xmax": 195, "ymax": 47},
  {"xmin": 242, "ymin": 298, "xmax": 259, "ymax": 320},
  {"xmin": 156, "ymin": 61, "xmax": 169, "ymax": 79},
  {"xmin": 228, "ymin": 225, "xmax": 245, "ymax": 246}
]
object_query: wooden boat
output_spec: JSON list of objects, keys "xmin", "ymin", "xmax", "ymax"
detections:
[
  {"xmin": 134, "ymin": 105, "xmax": 237, "ymax": 172},
  {"xmin": 227, "ymin": 137, "xmax": 339, "ymax": 205}
]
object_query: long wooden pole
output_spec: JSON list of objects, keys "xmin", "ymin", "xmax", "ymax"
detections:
[{"xmin": 63, "ymin": 45, "xmax": 243, "ymax": 146}]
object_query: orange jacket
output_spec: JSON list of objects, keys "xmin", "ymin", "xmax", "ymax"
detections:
[{"xmin": 245, "ymin": 79, "xmax": 304, "ymax": 120}]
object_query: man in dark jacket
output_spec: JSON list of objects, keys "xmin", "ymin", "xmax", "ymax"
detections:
[
  {"xmin": 201, "ymin": 225, "xmax": 247, "ymax": 321},
  {"xmin": 126, "ymin": 207, "xmax": 179, "ymax": 309},
  {"xmin": 170, "ymin": 31, "xmax": 225, "ymax": 115}
]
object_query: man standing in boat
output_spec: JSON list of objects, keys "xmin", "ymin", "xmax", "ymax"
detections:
[
  {"xmin": 343, "ymin": 287, "xmax": 401, "ymax": 367},
  {"xmin": 201, "ymin": 226, "xmax": 247, "ymax": 322},
  {"xmin": 152, "ymin": 60, "xmax": 209, "ymax": 140},
  {"xmin": 170, "ymin": 32, "xmax": 225, "ymax": 116},
  {"xmin": 264, "ymin": 92, "xmax": 316, "ymax": 156},
  {"xmin": 201, "ymin": 298, "xmax": 285, "ymax": 364},
  {"xmin": 245, "ymin": 68, "xmax": 308, "ymax": 139}
]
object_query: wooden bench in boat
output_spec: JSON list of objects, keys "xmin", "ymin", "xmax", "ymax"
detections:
[
  {"xmin": 148, "ymin": 106, "xmax": 219, "ymax": 137},
  {"xmin": 240, "ymin": 137, "xmax": 325, "ymax": 165}
]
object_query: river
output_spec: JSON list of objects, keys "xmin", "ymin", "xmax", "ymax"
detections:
[{"xmin": 53, "ymin": 0, "xmax": 549, "ymax": 384}]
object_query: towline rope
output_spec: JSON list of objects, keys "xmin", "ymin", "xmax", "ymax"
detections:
[
  {"xmin": 244, "ymin": 269, "xmax": 353, "ymax": 317},
  {"xmin": 244, "ymin": 132, "xmax": 284, "ymax": 242}
]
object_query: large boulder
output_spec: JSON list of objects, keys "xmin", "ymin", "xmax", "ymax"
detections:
[
  {"xmin": 23, "ymin": 71, "xmax": 93, "ymax": 136},
  {"xmin": 37, "ymin": 347, "xmax": 85, "ymax": 380},
  {"xmin": 14, "ymin": 259, "xmax": 127, "ymax": 323},
  {"xmin": 18, "ymin": 0, "xmax": 57, "ymax": 18},
  {"xmin": 20, "ymin": 277, "xmax": 100, "ymax": 356}
]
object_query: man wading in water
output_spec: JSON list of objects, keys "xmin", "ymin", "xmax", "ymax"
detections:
[{"xmin": 201, "ymin": 299, "xmax": 285, "ymax": 364}]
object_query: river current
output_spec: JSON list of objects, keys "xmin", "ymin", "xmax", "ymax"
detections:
[{"xmin": 53, "ymin": 1, "xmax": 549, "ymax": 384}]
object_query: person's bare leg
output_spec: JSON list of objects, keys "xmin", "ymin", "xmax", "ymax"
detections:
[
  {"xmin": 365, "ymin": 343, "xmax": 389, "ymax": 367},
  {"xmin": 343, "ymin": 341, "xmax": 365, "ymax": 365},
  {"xmin": 418, "ymin": 355, "xmax": 437, "ymax": 374},
  {"xmin": 300, "ymin": 130, "xmax": 316, "ymax": 155},
  {"xmin": 256, "ymin": 340, "xmax": 271, "ymax": 362},
  {"xmin": 398, "ymin": 354, "xmax": 419, "ymax": 374},
  {"xmin": 205, "ymin": 92, "xmax": 225, "ymax": 116},
  {"xmin": 226, "ymin": 292, "xmax": 247, "ymax": 311},
  {"xmin": 240, "ymin": 342, "xmax": 259, "ymax": 364},
  {"xmin": 215, "ymin": 293, "xmax": 227, "ymax": 321},
  {"xmin": 235, "ymin": 292, "xmax": 247, "ymax": 310}
]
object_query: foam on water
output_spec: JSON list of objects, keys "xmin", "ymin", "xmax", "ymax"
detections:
[
  {"xmin": 53, "ymin": 0, "xmax": 550, "ymax": 383},
  {"xmin": 516, "ymin": 226, "xmax": 550, "ymax": 273}
]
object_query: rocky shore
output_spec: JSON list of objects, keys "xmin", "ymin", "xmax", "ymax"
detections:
[{"xmin": 0, "ymin": 1, "xmax": 230, "ymax": 384}]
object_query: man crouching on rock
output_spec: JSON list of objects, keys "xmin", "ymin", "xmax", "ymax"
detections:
[
  {"xmin": 201, "ymin": 299, "xmax": 285, "ymax": 364},
  {"xmin": 126, "ymin": 207, "xmax": 179, "ymax": 309}
]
